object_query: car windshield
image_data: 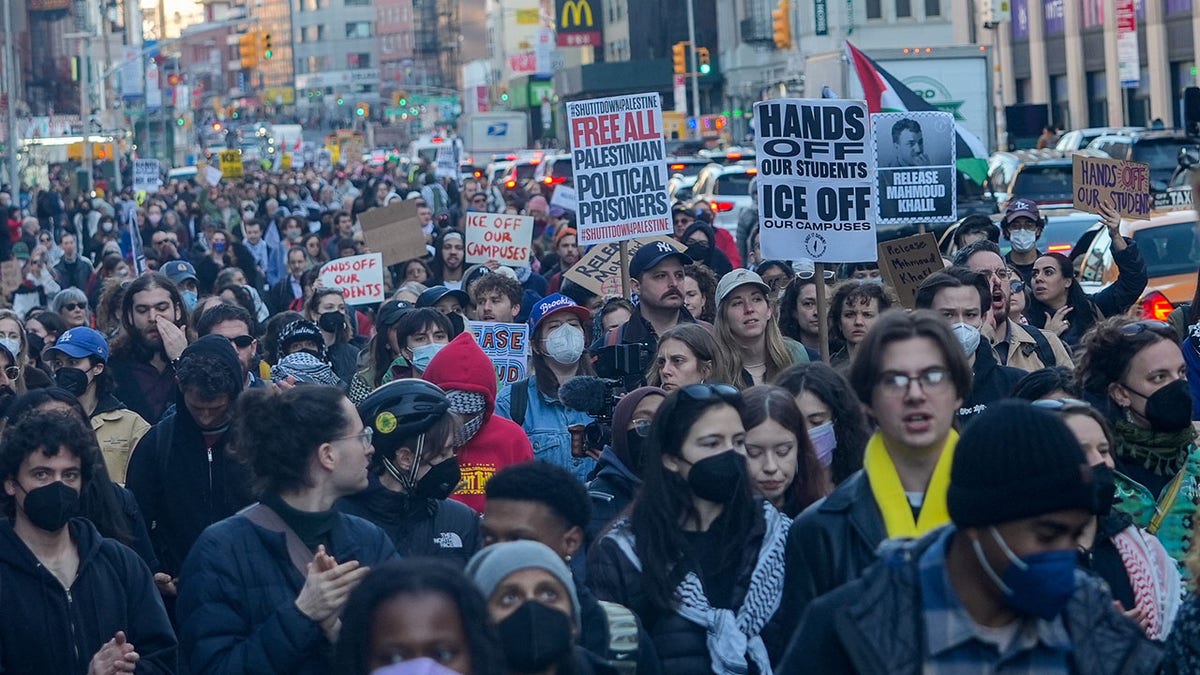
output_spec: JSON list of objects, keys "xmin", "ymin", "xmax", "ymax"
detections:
[
  {"xmin": 1132, "ymin": 139, "xmax": 1197, "ymax": 179},
  {"xmin": 1133, "ymin": 221, "xmax": 1200, "ymax": 278},
  {"xmin": 1041, "ymin": 215, "xmax": 1100, "ymax": 254},
  {"xmin": 552, "ymin": 159, "xmax": 573, "ymax": 179},
  {"xmin": 715, "ymin": 173, "xmax": 753, "ymax": 196},
  {"xmin": 513, "ymin": 163, "xmax": 537, "ymax": 182},
  {"xmin": 1011, "ymin": 165, "xmax": 1073, "ymax": 203}
]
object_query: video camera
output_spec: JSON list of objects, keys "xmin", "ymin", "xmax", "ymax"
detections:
[
  {"xmin": 558, "ymin": 376, "xmax": 625, "ymax": 458},
  {"xmin": 592, "ymin": 343, "xmax": 652, "ymax": 384}
]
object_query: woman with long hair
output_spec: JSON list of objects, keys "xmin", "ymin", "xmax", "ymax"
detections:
[
  {"xmin": 646, "ymin": 323, "xmax": 737, "ymax": 390},
  {"xmin": 304, "ymin": 287, "xmax": 358, "ymax": 387},
  {"xmin": 778, "ymin": 276, "xmax": 823, "ymax": 352},
  {"xmin": 739, "ymin": 385, "xmax": 828, "ymax": 517},
  {"xmin": 713, "ymin": 269, "xmax": 809, "ymax": 387},
  {"xmin": 176, "ymin": 385, "xmax": 398, "ymax": 675},
  {"xmin": 0, "ymin": 308, "xmax": 51, "ymax": 392},
  {"xmin": 1027, "ymin": 245, "xmax": 1147, "ymax": 349},
  {"xmin": 827, "ymin": 280, "xmax": 894, "ymax": 367},
  {"xmin": 682, "ymin": 263, "xmax": 717, "ymax": 324},
  {"xmin": 588, "ymin": 384, "xmax": 793, "ymax": 671},
  {"xmin": 774, "ymin": 361, "xmax": 871, "ymax": 486}
]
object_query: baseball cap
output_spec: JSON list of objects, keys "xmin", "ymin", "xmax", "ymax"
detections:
[
  {"xmin": 629, "ymin": 240, "xmax": 691, "ymax": 278},
  {"xmin": 527, "ymin": 293, "xmax": 591, "ymax": 332},
  {"xmin": 549, "ymin": 205, "xmax": 569, "ymax": 218},
  {"xmin": 1003, "ymin": 198, "xmax": 1041, "ymax": 225},
  {"xmin": 376, "ymin": 300, "xmax": 413, "ymax": 331},
  {"xmin": 417, "ymin": 285, "xmax": 471, "ymax": 309},
  {"xmin": 716, "ymin": 268, "xmax": 771, "ymax": 305},
  {"xmin": 46, "ymin": 327, "xmax": 110, "ymax": 363},
  {"xmin": 162, "ymin": 260, "xmax": 198, "ymax": 285}
]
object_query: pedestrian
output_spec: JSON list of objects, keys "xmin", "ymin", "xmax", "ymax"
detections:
[
  {"xmin": 470, "ymin": 272, "xmax": 523, "ymax": 323},
  {"xmin": 303, "ymin": 287, "xmax": 357, "ymax": 386},
  {"xmin": 106, "ymin": 273, "xmax": 190, "ymax": 424},
  {"xmin": 645, "ymin": 323, "xmax": 736, "ymax": 391},
  {"xmin": 176, "ymin": 385, "xmax": 398, "ymax": 675},
  {"xmin": 348, "ymin": 299, "xmax": 413, "ymax": 403},
  {"xmin": 586, "ymin": 386, "xmax": 666, "ymax": 542},
  {"xmin": 195, "ymin": 302, "xmax": 264, "ymax": 388},
  {"xmin": 0, "ymin": 308, "xmax": 53, "ymax": 392},
  {"xmin": 430, "ymin": 229, "xmax": 467, "ymax": 290},
  {"xmin": 681, "ymin": 263, "xmax": 717, "ymax": 324},
  {"xmin": 1010, "ymin": 365, "xmax": 1080, "ymax": 401},
  {"xmin": 827, "ymin": 280, "xmax": 895, "ymax": 367},
  {"xmin": 774, "ymin": 361, "xmax": 871, "ymax": 486},
  {"xmin": 713, "ymin": 268, "xmax": 810, "ymax": 387},
  {"xmin": 739, "ymin": 385, "xmax": 828, "ymax": 517},
  {"xmin": 681, "ymin": 221, "xmax": 733, "ymax": 279},
  {"xmin": 1027, "ymin": 240, "xmax": 1148, "ymax": 349}
]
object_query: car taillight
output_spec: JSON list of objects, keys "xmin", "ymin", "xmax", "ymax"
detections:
[
  {"xmin": 726, "ymin": 153, "xmax": 742, "ymax": 161},
  {"xmin": 746, "ymin": 168, "xmax": 758, "ymax": 175},
  {"xmin": 1141, "ymin": 291, "xmax": 1174, "ymax": 321},
  {"xmin": 505, "ymin": 180, "xmax": 516, "ymax": 188},
  {"xmin": 543, "ymin": 177, "xmax": 553, "ymax": 184},
  {"xmin": 713, "ymin": 201, "xmax": 735, "ymax": 212},
  {"xmin": 1047, "ymin": 244, "xmax": 1071, "ymax": 253},
  {"xmin": 669, "ymin": 163, "xmax": 685, "ymax": 171},
  {"xmin": 551, "ymin": 176, "xmax": 567, "ymax": 184}
]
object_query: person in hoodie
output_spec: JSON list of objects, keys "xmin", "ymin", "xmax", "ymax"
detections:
[
  {"xmin": 0, "ymin": 409, "xmax": 177, "ymax": 673},
  {"xmin": 125, "ymin": 334, "xmax": 255, "ymax": 602},
  {"xmin": 338, "ymin": 378, "xmax": 481, "ymax": 567},
  {"xmin": 586, "ymin": 386, "xmax": 666, "ymax": 543},
  {"xmin": 680, "ymin": 220, "xmax": 733, "ymax": 279},
  {"xmin": 422, "ymin": 332, "xmax": 534, "ymax": 513}
]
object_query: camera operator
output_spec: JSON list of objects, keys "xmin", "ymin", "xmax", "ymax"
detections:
[{"xmin": 496, "ymin": 294, "xmax": 598, "ymax": 483}]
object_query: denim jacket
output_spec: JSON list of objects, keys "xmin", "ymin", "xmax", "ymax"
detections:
[{"xmin": 496, "ymin": 379, "xmax": 596, "ymax": 482}]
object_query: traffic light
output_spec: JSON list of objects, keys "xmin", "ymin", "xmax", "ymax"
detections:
[
  {"xmin": 336, "ymin": 96, "xmax": 345, "ymax": 106},
  {"xmin": 772, "ymin": 0, "xmax": 792, "ymax": 50},
  {"xmin": 697, "ymin": 47, "xmax": 711, "ymax": 75},
  {"xmin": 238, "ymin": 32, "xmax": 258, "ymax": 69},
  {"xmin": 176, "ymin": 117, "xmax": 185, "ymax": 126},
  {"xmin": 213, "ymin": 122, "xmax": 223, "ymax": 132},
  {"xmin": 261, "ymin": 33, "xmax": 274, "ymax": 60},
  {"xmin": 672, "ymin": 42, "xmax": 688, "ymax": 75},
  {"xmin": 355, "ymin": 103, "xmax": 369, "ymax": 118}
]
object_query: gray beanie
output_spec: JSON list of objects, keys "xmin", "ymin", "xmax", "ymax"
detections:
[{"xmin": 465, "ymin": 540, "xmax": 580, "ymax": 625}]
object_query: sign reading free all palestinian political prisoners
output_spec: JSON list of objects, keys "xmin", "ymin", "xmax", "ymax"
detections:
[
  {"xmin": 871, "ymin": 111, "xmax": 957, "ymax": 225},
  {"xmin": 567, "ymin": 93, "xmax": 672, "ymax": 246},
  {"xmin": 754, "ymin": 99, "xmax": 877, "ymax": 263},
  {"xmin": 1072, "ymin": 154, "xmax": 1152, "ymax": 220},
  {"xmin": 470, "ymin": 322, "xmax": 529, "ymax": 384}
]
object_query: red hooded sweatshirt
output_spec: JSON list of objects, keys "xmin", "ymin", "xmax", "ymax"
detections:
[{"xmin": 423, "ymin": 332, "xmax": 534, "ymax": 512}]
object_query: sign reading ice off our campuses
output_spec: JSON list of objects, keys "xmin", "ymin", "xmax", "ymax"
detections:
[{"xmin": 464, "ymin": 213, "xmax": 535, "ymax": 267}]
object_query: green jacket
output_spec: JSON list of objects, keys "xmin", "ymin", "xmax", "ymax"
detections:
[{"xmin": 1113, "ymin": 443, "xmax": 1200, "ymax": 585}]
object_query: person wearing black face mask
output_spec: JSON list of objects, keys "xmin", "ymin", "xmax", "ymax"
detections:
[
  {"xmin": 305, "ymin": 288, "xmax": 357, "ymax": 388},
  {"xmin": 1079, "ymin": 317, "xmax": 1200, "ymax": 582},
  {"xmin": 337, "ymin": 378, "xmax": 480, "ymax": 567},
  {"xmin": 680, "ymin": 221, "xmax": 732, "ymax": 279},
  {"xmin": 0, "ymin": 409, "xmax": 177, "ymax": 673},
  {"xmin": 586, "ymin": 386, "xmax": 666, "ymax": 543},
  {"xmin": 589, "ymin": 384, "xmax": 793, "ymax": 673}
]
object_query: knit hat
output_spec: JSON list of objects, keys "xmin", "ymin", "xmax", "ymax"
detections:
[
  {"xmin": 948, "ymin": 400, "xmax": 1097, "ymax": 528},
  {"xmin": 465, "ymin": 540, "xmax": 580, "ymax": 625},
  {"xmin": 527, "ymin": 195, "xmax": 549, "ymax": 213}
]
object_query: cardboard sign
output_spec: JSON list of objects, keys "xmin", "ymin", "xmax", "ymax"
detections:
[
  {"xmin": 876, "ymin": 232, "xmax": 943, "ymax": 309},
  {"xmin": 566, "ymin": 93, "xmax": 671, "ymax": 245},
  {"xmin": 342, "ymin": 138, "xmax": 365, "ymax": 169},
  {"xmin": 319, "ymin": 253, "xmax": 385, "ymax": 305},
  {"xmin": 0, "ymin": 260, "xmax": 21, "ymax": 296},
  {"xmin": 1072, "ymin": 154, "xmax": 1152, "ymax": 220},
  {"xmin": 871, "ymin": 111, "xmax": 957, "ymax": 225},
  {"xmin": 132, "ymin": 159, "xmax": 161, "ymax": 194},
  {"xmin": 358, "ymin": 201, "xmax": 429, "ymax": 266},
  {"xmin": 754, "ymin": 99, "xmax": 877, "ymax": 263},
  {"xmin": 464, "ymin": 213, "xmax": 534, "ymax": 267},
  {"xmin": 470, "ymin": 321, "xmax": 529, "ymax": 384},
  {"xmin": 564, "ymin": 235, "xmax": 686, "ymax": 297},
  {"xmin": 550, "ymin": 184, "xmax": 578, "ymax": 213},
  {"xmin": 219, "ymin": 150, "xmax": 243, "ymax": 178}
]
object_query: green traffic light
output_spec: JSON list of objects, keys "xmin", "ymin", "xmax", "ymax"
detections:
[
  {"xmin": 176, "ymin": 118, "xmax": 185, "ymax": 126},
  {"xmin": 500, "ymin": 93, "xmax": 509, "ymax": 101},
  {"xmin": 699, "ymin": 64, "xmax": 711, "ymax": 74},
  {"xmin": 356, "ymin": 107, "xmax": 364, "ymax": 117},
  {"xmin": 264, "ymin": 50, "xmax": 273, "ymax": 59},
  {"xmin": 399, "ymin": 98, "xmax": 406, "ymax": 106},
  {"xmin": 337, "ymin": 97, "xmax": 345, "ymax": 105}
]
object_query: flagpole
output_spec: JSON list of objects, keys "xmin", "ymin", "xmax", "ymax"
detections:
[{"xmin": 686, "ymin": 0, "xmax": 701, "ymax": 136}]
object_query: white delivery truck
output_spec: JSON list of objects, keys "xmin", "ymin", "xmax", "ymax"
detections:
[{"xmin": 458, "ymin": 112, "xmax": 529, "ymax": 158}]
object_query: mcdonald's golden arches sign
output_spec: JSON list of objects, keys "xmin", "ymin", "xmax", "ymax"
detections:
[{"xmin": 555, "ymin": 0, "xmax": 603, "ymax": 47}]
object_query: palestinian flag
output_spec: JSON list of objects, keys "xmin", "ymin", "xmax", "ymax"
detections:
[{"xmin": 845, "ymin": 41, "xmax": 990, "ymax": 184}]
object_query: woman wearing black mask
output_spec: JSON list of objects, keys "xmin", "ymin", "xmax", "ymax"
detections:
[
  {"xmin": 337, "ymin": 378, "xmax": 480, "ymax": 567},
  {"xmin": 680, "ymin": 221, "xmax": 732, "ymax": 279},
  {"xmin": 1078, "ymin": 317, "xmax": 1200, "ymax": 584},
  {"xmin": 304, "ymin": 287, "xmax": 357, "ymax": 387},
  {"xmin": 588, "ymin": 384, "xmax": 793, "ymax": 672}
]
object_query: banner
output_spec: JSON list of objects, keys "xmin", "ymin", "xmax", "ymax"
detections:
[
  {"xmin": 359, "ymin": 202, "xmax": 429, "ymax": 265},
  {"xmin": 550, "ymin": 184, "xmax": 578, "ymax": 213},
  {"xmin": 1116, "ymin": 0, "xmax": 1140, "ymax": 88},
  {"xmin": 1072, "ymin": 155, "xmax": 1151, "ymax": 220},
  {"xmin": 470, "ymin": 322, "xmax": 529, "ymax": 384},
  {"xmin": 465, "ymin": 213, "xmax": 534, "ymax": 267},
  {"xmin": 132, "ymin": 159, "xmax": 161, "ymax": 194},
  {"xmin": 567, "ymin": 93, "xmax": 671, "ymax": 246},
  {"xmin": 564, "ymin": 235, "xmax": 685, "ymax": 297},
  {"xmin": 319, "ymin": 253, "xmax": 385, "ymax": 305},
  {"xmin": 871, "ymin": 111, "xmax": 957, "ymax": 225},
  {"xmin": 753, "ymin": 98, "xmax": 877, "ymax": 263},
  {"xmin": 877, "ymin": 233, "xmax": 942, "ymax": 309},
  {"xmin": 435, "ymin": 145, "xmax": 458, "ymax": 180}
]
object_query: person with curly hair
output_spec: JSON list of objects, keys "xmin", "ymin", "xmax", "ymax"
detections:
[
  {"xmin": 682, "ymin": 263, "xmax": 717, "ymax": 324},
  {"xmin": 827, "ymin": 280, "xmax": 896, "ymax": 368}
]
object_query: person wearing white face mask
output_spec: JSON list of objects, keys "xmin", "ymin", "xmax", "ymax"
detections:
[
  {"xmin": 1001, "ymin": 198, "xmax": 1045, "ymax": 285},
  {"xmin": 496, "ymin": 294, "xmax": 598, "ymax": 483},
  {"xmin": 915, "ymin": 268, "xmax": 1025, "ymax": 424}
]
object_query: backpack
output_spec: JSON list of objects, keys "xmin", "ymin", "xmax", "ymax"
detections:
[
  {"xmin": 1016, "ymin": 323, "xmax": 1057, "ymax": 369},
  {"xmin": 595, "ymin": 600, "xmax": 639, "ymax": 674},
  {"xmin": 509, "ymin": 377, "xmax": 532, "ymax": 427}
]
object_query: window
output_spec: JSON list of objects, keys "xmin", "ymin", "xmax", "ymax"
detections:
[
  {"xmin": 345, "ymin": 0, "xmax": 369, "ymax": 5},
  {"xmin": 896, "ymin": 0, "xmax": 912, "ymax": 18},
  {"xmin": 924, "ymin": 0, "xmax": 940, "ymax": 16},
  {"xmin": 349, "ymin": 52, "xmax": 372, "ymax": 68},
  {"xmin": 866, "ymin": 0, "xmax": 882, "ymax": 19},
  {"xmin": 300, "ymin": 25, "xmax": 324, "ymax": 42},
  {"xmin": 346, "ymin": 21, "xmax": 372, "ymax": 38}
]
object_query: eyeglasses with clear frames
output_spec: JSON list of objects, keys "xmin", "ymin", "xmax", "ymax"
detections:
[
  {"xmin": 876, "ymin": 368, "xmax": 951, "ymax": 396},
  {"xmin": 336, "ymin": 427, "xmax": 374, "ymax": 448},
  {"xmin": 978, "ymin": 267, "xmax": 1012, "ymax": 281}
]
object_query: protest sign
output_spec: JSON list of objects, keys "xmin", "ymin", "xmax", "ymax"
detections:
[
  {"xmin": 202, "ymin": 165, "xmax": 223, "ymax": 186},
  {"xmin": 470, "ymin": 321, "xmax": 529, "ymax": 384},
  {"xmin": 436, "ymin": 145, "xmax": 458, "ymax": 180},
  {"xmin": 1072, "ymin": 154, "xmax": 1152, "ymax": 220},
  {"xmin": 319, "ymin": 253, "xmax": 385, "ymax": 305},
  {"xmin": 219, "ymin": 150, "xmax": 243, "ymax": 178},
  {"xmin": 565, "ymin": 235, "xmax": 685, "ymax": 297},
  {"xmin": 132, "ymin": 159, "xmax": 161, "ymax": 193},
  {"xmin": 550, "ymin": 185, "xmax": 578, "ymax": 213},
  {"xmin": 464, "ymin": 213, "xmax": 534, "ymax": 267},
  {"xmin": 871, "ymin": 111, "xmax": 957, "ymax": 225},
  {"xmin": 876, "ymin": 233, "xmax": 943, "ymax": 309},
  {"xmin": 0, "ymin": 260, "xmax": 20, "ymax": 296},
  {"xmin": 566, "ymin": 93, "xmax": 671, "ymax": 245},
  {"xmin": 359, "ymin": 202, "xmax": 429, "ymax": 266},
  {"xmin": 754, "ymin": 99, "xmax": 877, "ymax": 263}
]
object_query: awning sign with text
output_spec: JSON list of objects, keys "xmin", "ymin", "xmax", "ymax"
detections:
[
  {"xmin": 567, "ymin": 93, "xmax": 671, "ymax": 246},
  {"xmin": 470, "ymin": 322, "xmax": 529, "ymax": 384},
  {"xmin": 871, "ymin": 111, "xmax": 957, "ymax": 225},
  {"xmin": 754, "ymin": 98, "xmax": 877, "ymax": 263},
  {"xmin": 465, "ymin": 213, "xmax": 535, "ymax": 267},
  {"xmin": 1072, "ymin": 155, "xmax": 1151, "ymax": 220},
  {"xmin": 319, "ymin": 253, "xmax": 385, "ymax": 305}
]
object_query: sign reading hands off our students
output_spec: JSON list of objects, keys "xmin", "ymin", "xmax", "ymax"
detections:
[
  {"xmin": 754, "ymin": 99, "xmax": 877, "ymax": 263},
  {"xmin": 1072, "ymin": 154, "xmax": 1152, "ymax": 220}
]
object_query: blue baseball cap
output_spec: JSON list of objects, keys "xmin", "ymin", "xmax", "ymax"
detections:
[
  {"xmin": 527, "ymin": 293, "xmax": 591, "ymax": 332},
  {"xmin": 162, "ymin": 260, "xmax": 198, "ymax": 285},
  {"xmin": 46, "ymin": 327, "xmax": 110, "ymax": 363}
]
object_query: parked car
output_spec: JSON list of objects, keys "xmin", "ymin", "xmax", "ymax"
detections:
[
  {"xmin": 1086, "ymin": 130, "xmax": 1200, "ymax": 186},
  {"xmin": 1054, "ymin": 126, "xmax": 1142, "ymax": 153},
  {"xmin": 986, "ymin": 150, "xmax": 1080, "ymax": 208},
  {"xmin": 690, "ymin": 163, "xmax": 758, "ymax": 233},
  {"xmin": 665, "ymin": 157, "xmax": 712, "ymax": 201}
]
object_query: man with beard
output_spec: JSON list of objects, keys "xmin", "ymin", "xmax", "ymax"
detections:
[
  {"xmin": 471, "ymin": 273, "xmax": 522, "ymax": 323},
  {"xmin": 195, "ymin": 303, "xmax": 264, "ymax": 388},
  {"xmin": 954, "ymin": 240, "xmax": 1072, "ymax": 371},
  {"xmin": 430, "ymin": 229, "xmax": 467, "ymax": 290},
  {"xmin": 546, "ymin": 227, "xmax": 580, "ymax": 294},
  {"xmin": 106, "ymin": 273, "xmax": 190, "ymax": 424}
]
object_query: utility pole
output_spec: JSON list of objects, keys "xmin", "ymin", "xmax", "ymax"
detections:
[
  {"xmin": 685, "ymin": 0, "xmax": 701, "ymax": 138},
  {"xmin": 66, "ymin": 32, "xmax": 95, "ymax": 192},
  {"xmin": 2, "ymin": 0, "xmax": 20, "ymax": 192}
]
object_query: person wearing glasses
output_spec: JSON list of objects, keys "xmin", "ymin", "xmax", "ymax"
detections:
[
  {"xmin": 1079, "ymin": 317, "xmax": 1200, "ymax": 582},
  {"xmin": 588, "ymin": 383, "xmax": 794, "ymax": 672},
  {"xmin": 176, "ymin": 384, "xmax": 398, "ymax": 675},
  {"xmin": 955, "ymin": 240, "xmax": 1072, "ymax": 370},
  {"xmin": 780, "ymin": 310, "xmax": 970, "ymax": 626},
  {"xmin": 467, "ymin": 191, "xmax": 490, "ymax": 213},
  {"xmin": 195, "ymin": 303, "xmax": 266, "ymax": 389},
  {"xmin": 51, "ymin": 286, "xmax": 90, "ymax": 329},
  {"xmin": 713, "ymin": 269, "xmax": 811, "ymax": 387}
]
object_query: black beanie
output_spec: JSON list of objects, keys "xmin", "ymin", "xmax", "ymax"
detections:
[{"xmin": 948, "ymin": 400, "xmax": 1096, "ymax": 528}]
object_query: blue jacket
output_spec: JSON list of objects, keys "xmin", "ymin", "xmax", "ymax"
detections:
[
  {"xmin": 176, "ymin": 509, "xmax": 399, "ymax": 675},
  {"xmin": 496, "ymin": 378, "xmax": 596, "ymax": 482}
]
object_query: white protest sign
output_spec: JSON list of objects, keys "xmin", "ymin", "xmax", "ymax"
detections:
[
  {"xmin": 470, "ymin": 321, "xmax": 529, "ymax": 384},
  {"xmin": 202, "ymin": 165, "xmax": 223, "ymax": 186},
  {"xmin": 871, "ymin": 111, "xmax": 957, "ymax": 225},
  {"xmin": 464, "ymin": 212, "xmax": 534, "ymax": 267},
  {"xmin": 754, "ymin": 99, "xmax": 877, "ymax": 263},
  {"xmin": 435, "ymin": 145, "xmax": 458, "ymax": 180},
  {"xmin": 132, "ymin": 159, "xmax": 161, "ymax": 193},
  {"xmin": 318, "ymin": 253, "xmax": 385, "ymax": 305},
  {"xmin": 550, "ymin": 185, "xmax": 578, "ymax": 213},
  {"xmin": 566, "ymin": 93, "xmax": 671, "ymax": 246}
]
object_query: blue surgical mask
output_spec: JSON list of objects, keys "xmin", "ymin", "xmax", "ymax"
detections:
[
  {"xmin": 972, "ymin": 526, "xmax": 1077, "ymax": 620},
  {"xmin": 410, "ymin": 342, "xmax": 446, "ymax": 372},
  {"xmin": 180, "ymin": 290, "xmax": 198, "ymax": 311}
]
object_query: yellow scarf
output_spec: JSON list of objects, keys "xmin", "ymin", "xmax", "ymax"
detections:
[{"xmin": 864, "ymin": 430, "xmax": 957, "ymax": 539}]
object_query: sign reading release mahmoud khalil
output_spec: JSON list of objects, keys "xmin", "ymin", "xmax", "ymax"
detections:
[{"xmin": 870, "ymin": 111, "xmax": 957, "ymax": 225}]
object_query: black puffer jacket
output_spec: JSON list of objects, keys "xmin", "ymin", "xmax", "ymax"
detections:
[
  {"xmin": 956, "ymin": 341, "xmax": 1027, "ymax": 424},
  {"xmin": 586, "ymin": 447, "xmax": 640, "ymax": 543},
  {"xmin": 780, "ymin": 528, "xmax": 1163, "ymax": 674}
]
